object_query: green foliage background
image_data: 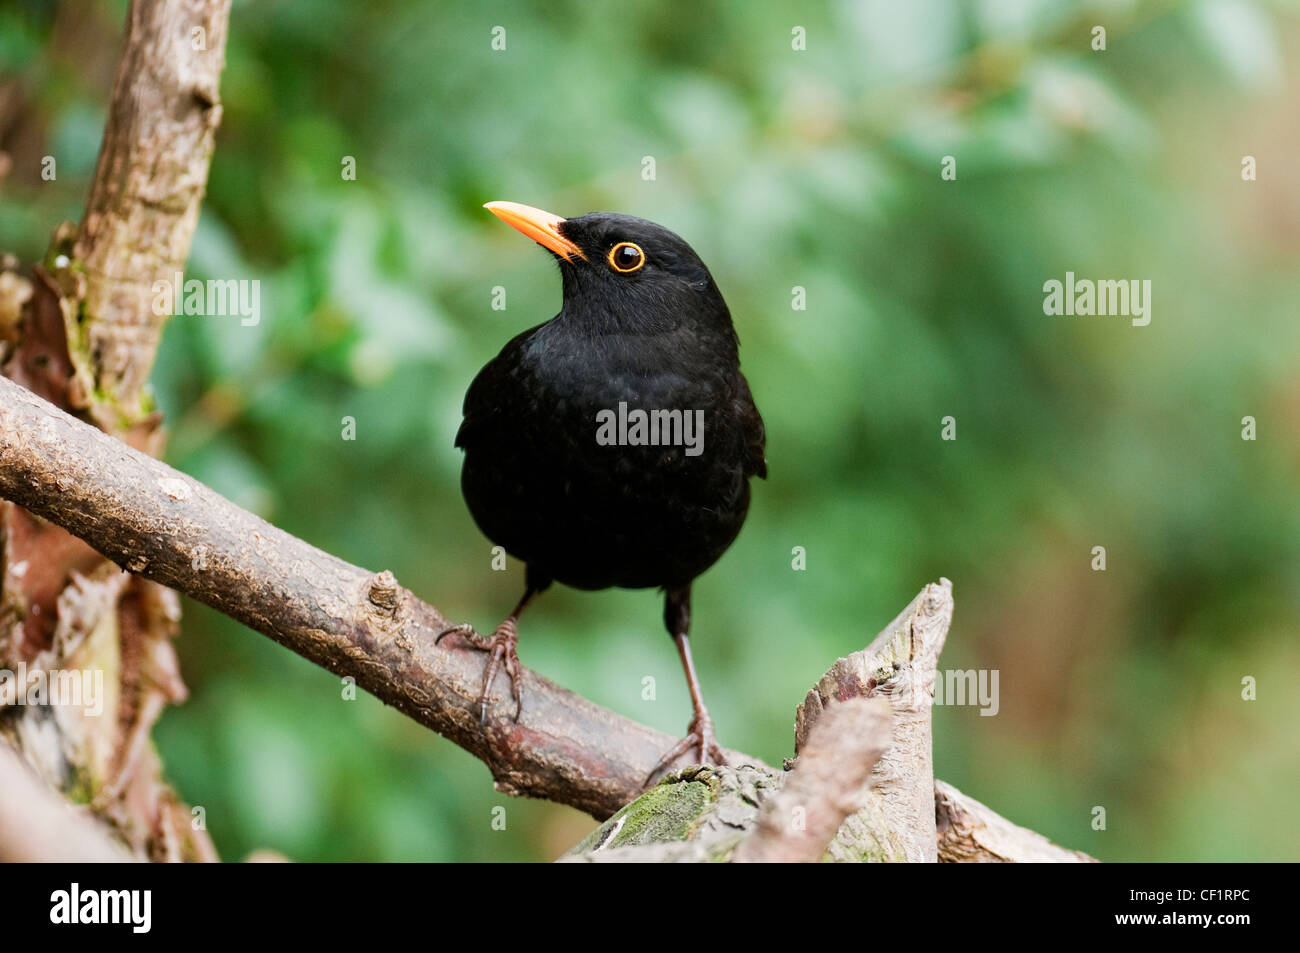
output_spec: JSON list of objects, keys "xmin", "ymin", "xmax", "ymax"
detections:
[{"xmin": 3, "ymin": 0, "xmax": 1298, "ymax": 861}]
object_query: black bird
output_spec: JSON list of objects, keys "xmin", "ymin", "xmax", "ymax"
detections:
[{"xmin": 440, "ymin": 200, "xmax": 766, "ymax": 778}]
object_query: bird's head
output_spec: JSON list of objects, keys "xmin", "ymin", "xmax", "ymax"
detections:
[{"xmin": 484, "ymin": 200, "xmax": 735, "ymax": 342}]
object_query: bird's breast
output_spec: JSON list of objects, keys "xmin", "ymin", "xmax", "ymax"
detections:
[{"xmin": 460, "ymin": 339, "xmax": 753, "ymax": 590}]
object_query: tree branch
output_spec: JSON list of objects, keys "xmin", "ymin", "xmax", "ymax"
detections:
[
  {"xmin": 0, "ymin": 373, "xmax": 762, "ymax": 820},
  {"xmin": 935, "ymin": 780, "xmax": 1098, "ymax": 863},
  {"xmin": 796, "ymin": 578, "xmax": 952, "ymax": 861},
  {"xmin": 733, "ymin": 697, "xmax": 889, "ymax": 863},
  {"xmin": 2, "ymin": 0, "xmax": 231, "ymax": 862},
  {"xmin": 565, "ymin": 578, "xmax": 1097, "ymax": 862},
  {"xmin": 0, "ymin": 373, "xmax": 1101, "ymax": 858},
  {"xmin": 73, "ymin": 0, "xmax": 231, "ymax": 418}
]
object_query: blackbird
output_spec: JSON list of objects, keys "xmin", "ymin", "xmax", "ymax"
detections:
[{"xmin": 439, "ymin": 200, "xmax": 766, "ymax": 779}]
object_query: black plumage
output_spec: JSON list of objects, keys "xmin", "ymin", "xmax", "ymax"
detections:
[{"xmin": 441, "ymin": 202, "xmax": 765, "ymax": 778}]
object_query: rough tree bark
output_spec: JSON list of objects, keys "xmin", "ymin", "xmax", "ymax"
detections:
[
  {"xmin": 0, "ymin": 0, "xmax": 230, "ymax": 861},
  {"xmin": 73, "ymin": 0, "xmax": 230, "ymax": 420},
  {"xmin": 732, "ymin": 697, "xmax": 890, "ymax": 863},
  {"xmin": 565, "ymin": 579, "xmax": 1093, "ymax": 862}
]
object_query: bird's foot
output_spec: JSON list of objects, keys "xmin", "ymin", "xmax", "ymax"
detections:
[
  {"xmin": 644, "ymin": 708, "xmax": 728, "ymax": 787},
  {"xmin": 434, "ymin": 618, "xmax": 523, "ymax": 724},
  {"xmin": 433, "ymin": 621, "xmax": 476, "ymax": 645}
]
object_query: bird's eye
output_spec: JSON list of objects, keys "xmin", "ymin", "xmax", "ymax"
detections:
[{"xmin": 608, "ymin": 242, "xmax": 645, "ymax": 274}]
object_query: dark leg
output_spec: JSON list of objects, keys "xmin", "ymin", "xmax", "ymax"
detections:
[
  {"xmin": 435, "ymin": 571, "xmax": 549, "ymax": 724},
  {"xmin": 645, "ymin": 585, "xmax": 727, "ymax": 784}
]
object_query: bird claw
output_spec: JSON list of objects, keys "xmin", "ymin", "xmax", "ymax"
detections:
[
  {"xmin": 435, "ymin": 619, "xmax": 523, "ymax": 724},
  {"xmin": 644, "ymin": 710, "xmax": 727, "ymax": 787},
  {"xmin": 433, "ymin": 621, "xmax": 476, "ymax": 646}
]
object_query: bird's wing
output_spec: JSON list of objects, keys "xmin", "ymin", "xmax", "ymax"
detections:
[
  {"xmin": 455, "ymin": 324, "xmax": 544, "ymax": 451},
  {"xmin": 734, "ymin": 372, "xmax": 767, "ymax": 479}
]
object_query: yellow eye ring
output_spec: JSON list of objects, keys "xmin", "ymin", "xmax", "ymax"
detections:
[{"xmin": 608, "ymin": 242, "xmax": 645, "ymax": 273}]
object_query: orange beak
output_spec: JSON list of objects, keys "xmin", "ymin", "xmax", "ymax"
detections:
[{"xmin": 483, "ymin": 201, "xmax": 586, "ymax": 262}]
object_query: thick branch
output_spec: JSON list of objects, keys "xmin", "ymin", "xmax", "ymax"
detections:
[
  {"xmin": 733, "ymin": 697, "xmax": 889, "ymax": 863},
  {"xmin": 797, "ymin": 579, "xmax": 952, "ymax": 861},
  {"xmin": 0, "ymin": 374, "xmax": 760, "ymax": 820},
  {"xmin": 569, "ymin": 576, "xmax": 1096, "ymax": 862},
  {"xmin": 935, "ymin": 780, "xmax": 1097, "ymax": 863},
  {"xmin": 73, "ymin": 0, "xmax": 231, "ymax": 414}
]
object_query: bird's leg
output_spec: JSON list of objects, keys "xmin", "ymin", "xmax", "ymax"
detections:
[
  {"xmin": 651, "ymin": 633, "xmax": 728, "ymax": 776},
  {"xmin": 646, "ymin": 588, "xmax": 727, "ymax": 785},
  {"xmin": 434, "ymin": 586, "xmax": 538, "ymax": 724},
  {"xmin": 473, "ymin": 612, "xmax": 524, "ymax": 724}
]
